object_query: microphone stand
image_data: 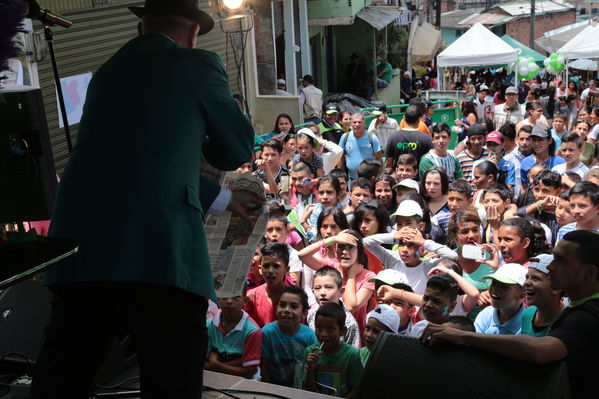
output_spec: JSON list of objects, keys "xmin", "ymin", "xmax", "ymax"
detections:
[{"xmin": 44, "ymin": 24, "xmax": 73, "ymax": 153}]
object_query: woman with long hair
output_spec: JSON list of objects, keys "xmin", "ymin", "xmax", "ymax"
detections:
[
  {"xmin": 516, "ymin": 101, "xmax": 548, "ymax": 132},
  {"xmin": 455, "ymin": 100, "xmax": 478, "ymax": 142},
  {"xmin": 272, "ymin": 113, "xmax": 296, "ymax": 135}
]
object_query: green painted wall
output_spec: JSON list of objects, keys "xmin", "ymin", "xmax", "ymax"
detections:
[{"xmin": 308, "ymin": 0, "xmax": 370, "ymax": 19}]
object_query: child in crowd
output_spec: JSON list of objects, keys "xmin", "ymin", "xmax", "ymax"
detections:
[
  {"xmin": 343, "ymin": 178, "xmax": 374, "ymax": 222},
  {"xmin": 247, "ymin": 242, "xmax": 266, "ymax": 289},
  {"xmin": 517, "ymin": 170, "xmax": 562, "ymax": 242},
  {"xmin": 521, "ymin": 254, "xmax": 565, "ymax": 337},
  {"xmin": 351, "ymin": 201, "xmax": 391, "ymax": 276},
  {"xmin": 245, "ymin": 242, "xmax": 293, "ymax": 327},
  {"xmin": 428, "ymin": 260, "xmax": 480, "ymax": 318},
  {"xmin": 556, "ymin": 181, "xmax": 599, "ymax": 241},
  {"xmin": 299, "ymin": 230, "xmax": 375, "ymax": 338},
  {"xmin": 474, "ymin": 264, "xmax": 527, "ymax": 335},
  {"xmin": 586, "ymin": 168, "xmax": 599, "ymax": 186},
  {"xmin": 292, "ymin": 128, "xmax": 325, "ymax": 178},
  {"xmin": 357, "ymin": 158, "xmax": 383, "ymax": 184},
  {"xmin": 303, "ymin": 302, "xmax": 363, "ymax": 398},
  {"xmin": 261, "ymin": 286, "xmax": 318, "ymax": 387},
  {"xmin": 421, "ymin": 167, "xmax": 451, "ymax": 232},
  {"xmin": 392, "ymin": 179, "xmax": 420, "ymax": 203},
  {"xmin": 419, "ymin": 123, "xmax": 463, "ymax": 182},
  {"xmin": 481, "ymin": 184, "xmax": 513, "ymax": 244},
  {"xmin": 205, "ymin": 284, "xmax": 262, "ymax": 379},
  {"xmin": 235, "ymin": 161, "xmax": 253, "ymax": 174},
  {"xmin": 408, "ymin": 275, "xmax": 459, "ymax": 338},
  {"xmin": 363, "ymin": 200, "xmax": 458, "ymax": 295},
  {"xmin": 552, "ymin": 132, "xmax": 589, "ymax": 178},
  {"xmin": 373, "ymin": 175, "xmax": 397, "ymax": 214},
  {"xmin": 517, "ymin": 163, "xmax": 548, "ymax": 208},
  {"xmin": 393, "ymin": 154, "xmax": 418, "ymax": 182},
  {"xmin": 330, "ymin": 168, "xmax": 350, "ymax": 207},
  {"xmin": 299, "ymin": 208, "xmax": 349, "ymax": 306},
  {"xmin": 307, "ymin": 267, "xmax": 361, "ymax": 350},
  {"xmin": 370, "ymin": 269, "xmax": 419, "ymax": 333},
  {"xmin": 289, "ymin": 161, "xmax": 317, "ymax": 208},
  {"xmin": 550, "ymin": 113, "xmax": 568, "ymax": 149},
  {"xmin": 361, "ymin": 304, "xmax": 400, "ymax": 366},
  {"xmin": 303, "ymin": 175, "xmax": 343, "ymax": 234},
  {"xmin": 253, "ymin": 139, "xmax": 290, "ymax": 200},
  {"xmin": 264, "ymin": 212, "xmax": 304, "ymax": 285},
  {"xmin": 472, "ymin": 161, "xmax": 500, "ymax": 209},
  {"xmin": 555, "ymin": 191, "xmax": 575, "ymax": 228},
  {"xmin": 498, "ymin": 217, "xmax": 551, "ymax": 266},
  {"xmin": 447, "ymin": 180, "xmax": 473, "ymax": 215}
]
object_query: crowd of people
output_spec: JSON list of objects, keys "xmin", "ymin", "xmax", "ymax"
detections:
[{"xmin": 204, "ymin": 74, "xmax": 599, "ymax": 398}]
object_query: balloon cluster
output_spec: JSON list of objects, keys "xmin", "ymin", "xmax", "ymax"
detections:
[
  {"xmin": 543, "ymin": 53, "xmax": 566, "ymax": 75},
  {"xmin": 507, "ymin": 56, "xmax": 541, "ymax": 80}
]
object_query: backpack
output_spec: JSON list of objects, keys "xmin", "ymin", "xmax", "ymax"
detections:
[{"xmin": 340, "ymin": 131, "xmax": 376, "ymax": 155}]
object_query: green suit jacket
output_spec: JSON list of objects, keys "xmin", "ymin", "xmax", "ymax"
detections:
[{"xmin": 46, "ymin": 33, "xmax": 253, "ymax": 301}]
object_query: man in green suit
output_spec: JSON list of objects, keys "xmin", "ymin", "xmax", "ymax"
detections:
[{"xmin": 31, "ymin": 0, "xmax": 254, "ymax": 397}]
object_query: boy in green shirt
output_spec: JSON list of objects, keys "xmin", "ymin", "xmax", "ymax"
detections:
[{"xmin": 303, "ymin": 302, "xmax": 364, "ymax": 398}]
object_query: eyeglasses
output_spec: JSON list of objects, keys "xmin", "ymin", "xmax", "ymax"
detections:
[{"xmin": 336, "ymin": 244, "xmax": 357, "ymax": 252}]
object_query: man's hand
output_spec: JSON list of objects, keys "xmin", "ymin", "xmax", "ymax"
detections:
[
  {"xmin": 478, "ymin": 289, "xmax": 492, "ymax": 306},
  {"xmin": 228, "ymin": 189, "xmax": 266, "ymax": 221},
  {"xmin": 421, "ymin": 323, "xmax": 467, "ymax": 346}
]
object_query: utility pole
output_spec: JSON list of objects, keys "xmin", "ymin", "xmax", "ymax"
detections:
[
  {"xmin": 435, "ymin": 0, "xmax": 442, "ymax": 29},
  {"xmin": 530, "ymin": 0, "xmax": 536, "ymax": 49}
]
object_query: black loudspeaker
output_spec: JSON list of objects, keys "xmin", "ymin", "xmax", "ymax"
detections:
[
  {"xmin": 0, "ymin": 279, "xmax": 51, "ymax": 365},
  {"xmin": 359, "ymin": 332, "xmax": 570, "ymax": 399},
  {"xmin": 0, "ymin": 279, "xmax": 137, "ymax": 381},
  {"xmin": 0, "ymin": 86, "xmax": 57, "ymax": 223}
]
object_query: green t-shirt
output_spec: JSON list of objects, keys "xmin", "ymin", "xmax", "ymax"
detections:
[
  {"xmin": 381, "ymin": 63, "xmax": 393, "ymax": 82},
  {"xmin": 359, "ymin": 346, "xmax": 371, "ymax": 367},
  {"xmin": 520, "ymin": 306, "xmax": 551, "ymax": 337},
  {"xmin": 303, "ymin": 342, "xmax": 364, "ymax": 397}
]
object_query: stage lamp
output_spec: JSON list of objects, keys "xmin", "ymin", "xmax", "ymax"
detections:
[{"xmin": 210, "ymin": 0, "xmax": 254, "ymax": 21}]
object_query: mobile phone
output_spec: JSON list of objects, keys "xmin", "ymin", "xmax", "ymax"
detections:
[
  {"xmin": 461, "ymin": 244, "xmax": 487, "ymax": 260},
  {"xmin": 302, "ymin": 177, "xmax": 312, "ymax": 187},
  {"xmin": 280, "ymin": 175, "xmax": 290, "ymax": 192}
]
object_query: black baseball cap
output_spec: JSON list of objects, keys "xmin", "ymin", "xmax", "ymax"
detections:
[
  {"xmin": 324, "ymin": 103, "xmax": 340, "ymax": 114},
  {"xmin": 467, "ymin": 123, "xmax": 487, "ymax": 137}
]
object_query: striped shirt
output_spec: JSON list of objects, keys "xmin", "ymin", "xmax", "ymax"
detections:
[
  {"xmin": 419, "ymin": 151, "xmax": 463, "ymax": 181},
  {"xmin": 457, "ymin": 149, "xmax": 490, "ymax": 183},
  {"xmin": 556, "ymin": 223, "xmax": 599, "ymax": 243}
]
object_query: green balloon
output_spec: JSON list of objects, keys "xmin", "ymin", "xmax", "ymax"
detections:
[
  {"xmin": 550, "ymin": 59, "xmax": 558, "ymax": 68},
  {"xmin": 556, "ymin": 63, "xmax": 565, "ymax": 72},
  {"xmin": 551, "ymin": 53, "xmax": 558, "ymax": 59},
  {"xmin": 527, "ymin": 57, "xmax": 536, "ymax": 63},
  {"xmin": 526, "ymin": 71, "xmax": 536, "ymax": 80}
]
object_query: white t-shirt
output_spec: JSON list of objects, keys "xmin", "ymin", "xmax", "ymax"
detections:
[
  {"xmin": 588, "ymin": 124, "xmax": 599, "ymax": 141},
  {"xmin": 552, "ymin": 162, "xmax": 589, "ymax": 179},
  {"xmin": 368, "ymin": 117, "xmax": 399, "ymax": 154}
]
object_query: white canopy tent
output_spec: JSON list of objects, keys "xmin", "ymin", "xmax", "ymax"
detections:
[
  {"xmin": 558, "ymin": 24, "xmax": 599, "ymax": 60},
  {"xmin": 436, "ymin": 23, "xmax": 519, "ymax": 89}
]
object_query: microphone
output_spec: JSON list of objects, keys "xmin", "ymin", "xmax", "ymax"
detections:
[{"xmin": 26, "ymin": 0, "xmax": 72, "ymax": 29}]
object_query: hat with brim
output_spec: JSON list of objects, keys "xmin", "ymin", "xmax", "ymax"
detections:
[
  {"xmin": 368, "ymin": 269, "xmax": 408, "ymax": 286},
  {"xmin": 296, "ymin": 127, "xmax": 321, "ymax": 150},
  {"xmin": 392, "ymin": 179, "xmax": 420, "ymax": 193},
  {"xmin": 129, "ymin": 0, "xmax": 215, "ymax": 36},
  {"xmin": 483, "ymin": 263, "xmax": 526, "ymax": 287},
  {"xmin": 391, "ymin": 199, "xmax": 423, "ymax": 218}
]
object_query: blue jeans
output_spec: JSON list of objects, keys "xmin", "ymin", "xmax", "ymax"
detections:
[{"xmin": 377, "ymin": 78, "xmax": 390, "ymax": 88}]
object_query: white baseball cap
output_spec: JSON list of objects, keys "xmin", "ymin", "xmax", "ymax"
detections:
[
  {"xmin": 392, "ymin": 179, "xmax": 420, "ymax": 193},
  {"xmin": 391, "ymin": 199, "xmax": 423, "ymax": 218},
  {"xmin": 483, "ymin": 263, "xmax": 527, "ymax": 287},
  {"xmin": 277, "ymin": 79, "xmax": 286, "ymax": 85},
  {"xmin": 367, "ymin": 304, "xmax": 400, "ymax": 333},
  {"xmin": 528, "ymin": 254, "xmax": 553, "ymax": 275},
  {"xmin": 368, "ymin": 269, "xmax": 408, "ymax": 286}
]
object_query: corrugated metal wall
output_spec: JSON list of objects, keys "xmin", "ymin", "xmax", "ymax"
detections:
[{"xmin": 34, "ymin": 1, "xmax": 241, "ymax": 174}]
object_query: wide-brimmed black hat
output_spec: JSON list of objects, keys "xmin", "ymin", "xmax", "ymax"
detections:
[{"xmin": 129, "ymin": 0, "xmax": 214, "ymax": 36}]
